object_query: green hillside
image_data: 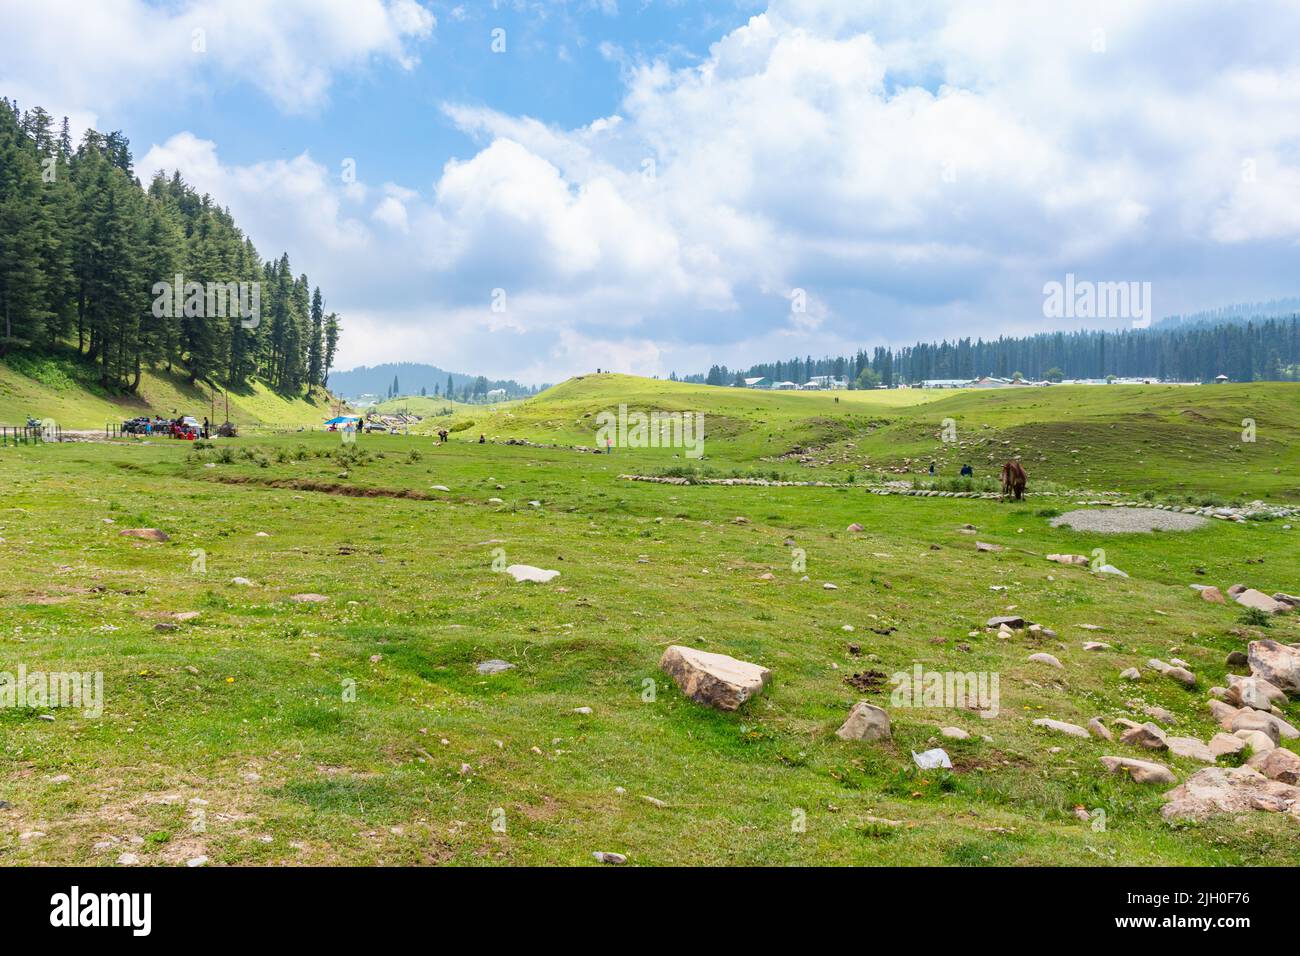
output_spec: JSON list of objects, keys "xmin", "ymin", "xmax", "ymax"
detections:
[
  {"xmin": 0, "ymin": 351, "xmax": 343, "ymax": 430},
  {"xmin": 432, "ymin": 374, "xmax": 1300, "ymax": 502},
  {"xmin": 368, "ymin": 394, "xmax": 490, "ymax": 418}
]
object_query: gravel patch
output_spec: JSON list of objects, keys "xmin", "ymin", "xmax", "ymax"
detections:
[{"xmin": 1049, "ymin": 508, "xmax": 1209, "ymax": 533}]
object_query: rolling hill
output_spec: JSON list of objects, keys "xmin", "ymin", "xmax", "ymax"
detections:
[{"xmin": 424, "ymin": 373, "xmax": 1300, "ymax": 502}]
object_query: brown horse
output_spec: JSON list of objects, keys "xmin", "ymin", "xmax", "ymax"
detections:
[{"xmin": 1000, "ymin": 459, "xmax": 1027, "ymax": 500}]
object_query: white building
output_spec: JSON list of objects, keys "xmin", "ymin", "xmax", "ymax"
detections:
[{"xmin": 804, "ymin": 375, "xmax": 849, "ymax": 390}]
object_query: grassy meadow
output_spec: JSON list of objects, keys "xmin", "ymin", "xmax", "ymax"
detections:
[{"xmin": 1, "ymin": 375, "xmax": 1298, "ymax": 866}]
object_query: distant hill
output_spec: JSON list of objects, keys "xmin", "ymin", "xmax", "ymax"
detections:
[
  {"xmin": 1154, "ymin": 298, "xmax": 1300, "ymax": 329},
  {"xmin": 327, "ymin": 362, "xmax": 544, "ymax": 403}
]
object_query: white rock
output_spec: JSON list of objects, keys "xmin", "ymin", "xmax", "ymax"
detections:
[
  {"xmin": 836, "ymin": 702, "xmax": 892, "ymax": 741},
  {"xmin": 505, "ymin": 564, "xmax": 560, "ymax": 583},
  {"xmin": 660, "ymin": 645, "xmax": 771, "ymax": 711},
  {"xmin": 911, "ymin": 748, "xmax": 953, "ymax": 770},
  {"xmin": 1033, "ymin": 718, "xmax": 1090, "ymax": 739}
]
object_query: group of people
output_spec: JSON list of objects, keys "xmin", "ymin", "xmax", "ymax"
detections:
[{"xmin": 929, "ymin": 461, "xmax": 976, "ymax": 477}]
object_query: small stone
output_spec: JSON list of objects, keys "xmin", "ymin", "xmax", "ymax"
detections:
[
  {"xmin": 1087, "ymin": 718, "xmax": 1113, "ymax": 741},
  {"xmin": 940, "ymin": 726, "xmax": 970, "ymax": 740},
  {"xmin": 289, "ymin": 593, "xmax": 328, "ymax": 603},
  {"xmin": 1119, "ymin": 667, "xmax": 1141, "ymax": 681},
  {"xmin": 1033, "ymin": 718, "xmax": 1090, "ymax": 738},
  {"xmin": 836, "ymin": 702, "xmax": 891, "ymax": 741},
  {"xmin": 1200, "ymin": 586, "xmax": 1226, "ymax": 604},
  {"xmin": 1027, "ymin": 653, "xmax": 1062, "ymax": 669},
  {"xmin": 476, "ymin": 659, "xmax": 514, "ymax": 675},
  {"xmin": 1100, "ymin": 756, "xmax": 1176, "ymax": 785},
  {"xmin": 1120, "ymin": 722, "xmax": 1168, "ymax": 750},
  {"xmin": 593, "ymin": 851, "xmax": 627, "ymax": 865},
  {"xmin": 120, "ymin": 528, "xmax": 169, "ymax": 542},
  {"xmin": 117, "ymin": 852, "xmax": 140, "ymax": 865},
  {"xmin": 186, "ymin": 856, "xmax": 209, "ymax": 867},
  {"xmin": 987, "ymin": 615, "xmax": 1025, "ymax": 629}
]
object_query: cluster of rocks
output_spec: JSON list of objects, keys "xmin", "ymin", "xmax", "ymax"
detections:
[
  {"xmin": 643, "ymin": 614, "xmax": 1300, "ymax": 830},
  {"xmin": 620, "ymin": 474, "xmax": 841, "ymax": 488},
  {"xmin": 1192, "ymin": 582, "xmax": 1297, "ymax": 616},
  {"xmin": 1158, "ymin": 639, "xmax": 1300, "ymax": 820}
]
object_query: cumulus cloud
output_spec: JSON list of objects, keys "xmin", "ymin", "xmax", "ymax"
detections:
[
  {"xmin": 0, "ymin": 0, "xmax": 435, "ymax": 117},
  {"xmin": 17, "ymin": 0, "xmax": 1300, "ymax": 379}
]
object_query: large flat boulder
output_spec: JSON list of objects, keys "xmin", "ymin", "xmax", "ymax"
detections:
[
  {"xmin": 659, "ymin": 645, "xmax": 770, "ymax": 711},
  {"xmin": 1161, "ymin": 766, "xmax": 1300, "ymax": 821},
  {"xmin": 1235, "ymin": 589, "xmax": 1289, "ymax": 615},
  {"xmin": 1248, "ymin": 640, "xmax": 1300, "ymax": 695},
  {"xmin": 1165, "ymin": 737, "xmax": 1216, "ymax": 763}
]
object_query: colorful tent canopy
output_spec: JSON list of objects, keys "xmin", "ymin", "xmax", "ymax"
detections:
[{"xmin": 324, "ymin": 416, "xmax": 361, "ymax": 425}]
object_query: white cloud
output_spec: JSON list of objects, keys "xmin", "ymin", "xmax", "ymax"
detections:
[
  {"xmin": 0, "ymin": 0, "xmax": 435, "ymax": 116},
  {"xmin": 18, "ymin": 0, "xmax": 1300, "ymax": 381}
]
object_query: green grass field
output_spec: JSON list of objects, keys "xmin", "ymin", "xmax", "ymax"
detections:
[{"xmin": 1, "ymin": 374, "xmax": 1298, "ymax": 866}]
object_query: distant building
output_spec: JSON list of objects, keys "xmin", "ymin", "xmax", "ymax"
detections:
[
  {"xmin": 803, "ymin": 375, "xmax": 849, "ymax": 390},
  {"xmin": 771, "ymin": 380, "xmax": 797, "ymax": 390},
  {"xmin": 1215, "ymin": 374, "xmax": 1229, "ymax": 383},
  {"xmin": 972, "ymin": 377, "xmax": 1013, "ymax": 388},
  {"xmin": 920, "ymin": 378, "xmax": 972, "ymax": 389},
  {"xmin": 486, "ymin": 388, "xmax": 507, "ymax": 401},
  {"xmin": 743, "ymin": 376, "xmax": 772, "ymax": 389}
]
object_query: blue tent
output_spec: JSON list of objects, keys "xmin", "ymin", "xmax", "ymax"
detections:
[{"xmin": 324, "ymin": 416, "xmax": 361, "ymax": 425}]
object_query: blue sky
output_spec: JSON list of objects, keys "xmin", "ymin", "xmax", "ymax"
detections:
[
  {"xmin": 126, "ymin": 2, "xmax": 764, "ymax": 190},
  {"xmin": 4, "ymin": 1, "xmax": 1300, "ymax": 382}
]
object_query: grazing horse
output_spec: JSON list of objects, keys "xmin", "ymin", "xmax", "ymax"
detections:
[{"xmin": 1000, "ymin": 459, "xmax": 1027, "ymax": 501}]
